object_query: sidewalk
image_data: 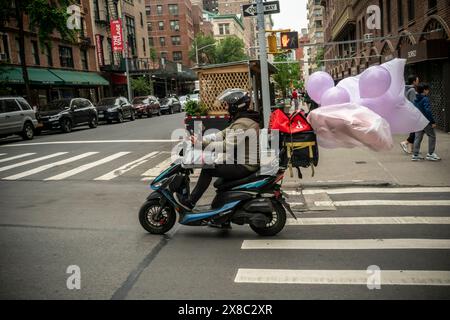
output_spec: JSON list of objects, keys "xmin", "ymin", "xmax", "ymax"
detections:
[{"xmin": 284, "ymin": 130, "xmax": 450, "ymax": 188}]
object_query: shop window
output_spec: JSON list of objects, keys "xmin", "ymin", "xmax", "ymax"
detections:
[{"xmin": 59, "ymin": 46, "xmax": 74, "ymax": 68}]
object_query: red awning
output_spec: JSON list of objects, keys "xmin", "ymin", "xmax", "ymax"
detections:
[{"xmin": 111, "ymin": 73, "xmax": 127, "ymax": 85}]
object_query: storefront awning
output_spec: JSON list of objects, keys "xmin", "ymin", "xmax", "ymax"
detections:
[
  {"xmin": 0, "ymin": 66, "xmax": 64, "ymax": 85},
  {"xmin": 49, "ymin": 69, "xmax": 109, "ymax": 86}
]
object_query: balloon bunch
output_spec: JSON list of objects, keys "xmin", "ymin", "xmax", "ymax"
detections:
[{"xmin": 305, "ymin": 59, "xmax": 429, "ymax": 151}]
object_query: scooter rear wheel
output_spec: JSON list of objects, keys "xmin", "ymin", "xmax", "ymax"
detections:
[
  {"xmin": 139, "ymin": 200, "xmax": 176, "ymax": 234},
  {"xmin": 250, "ymin": 201, "xmax": 286, "ymax": 236}
]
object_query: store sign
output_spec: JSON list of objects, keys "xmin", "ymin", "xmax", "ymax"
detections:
[
  {"xmin": 95, "ymin": 34, "xmax": 104, "ymax": 66},
  {"xmin": 110, "ymin": 19, "xmax": 123, "ymax": 52},
  {"xmin": 407, "ymin": 50, "xmax": 417, "ymax": 58}
]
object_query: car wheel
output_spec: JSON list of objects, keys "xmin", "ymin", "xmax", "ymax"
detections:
[
  {"xmin": 21, "ymin": 122, "xmax": 34, "ymax": 140},
  {"xmin": 117, "ymin": 112, "xmax": 124, "ymax": 123},
  {"xmin": 130, "ymin": 110, "xmax": 136, "ymax": 121},
  {"xmin": 61, "ymin": 118, "xmax": 72, "ymax": 133},
  {"xmin": 107, "ymin": 119, "xmax": 113, "ymax": 124},
  {"xmin": 89, "ymin": 115, "xmax": 98, "ymax": 128}
]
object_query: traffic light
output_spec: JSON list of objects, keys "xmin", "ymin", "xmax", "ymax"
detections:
[
  {"xmin": 280, "ymin": 32, "xmax": 299, "ymax": 49},
  {"xmin": 267, "ymin": 34, "xmax": 278, "ymax": 54}
]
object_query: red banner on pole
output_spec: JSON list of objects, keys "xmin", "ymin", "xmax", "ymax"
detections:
[
  {"xmin": 110, "ymin": 19, "xmax": 123, "ymax": 52},
  {"xmin": 95, "ymin": 34, "xmax": 104, "ymax": 66}
]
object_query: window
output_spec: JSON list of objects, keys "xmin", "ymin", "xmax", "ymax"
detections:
[
  {"xmin": 80, "ymin": 17, "xmax": 85, "ymax": 37},
  {"xmin": 17, "ymin": 99, "xmax": 32, "ymax": 111},
  {"xmin": 159, "ymin": 37, "xmax": 166, "ymax": 46},
  {"xmin": 125, "ymin": 16, "xmax": 137, "ymax": 56},
  {"xmin": 161, "ymin": 52, "xmax": 168, "ymax": 60},
  {"xmin": 2, "ymin": 99, "xmax": 21, "ymax": 113},
  {"xmin": 157, "ymin": 5, "xmax": 162, "ymax": 15},
  {"xmin": 158, "ymin": 21, "xmax": 164, "ymax": 30},
  {"xmin": 171, "ymin": 36, "xmax": 181, "ymax": 46},
  {"xmin": 140, "ymin": 13, "xmax": 143, "ymax": 27},
  {"xmin": 397, "ymin": 0, "xmax": 403, "ymax": 27},
  {"xmin": 2, "ymin": 34, "xmax": 10, "ymax": 61},
  {"xmin": 31, "ymin": 40, "xmax": 40, "ymax": 65},
  {"xmin": 173, "ymin": 51, "xmax": 182, "ymax": 61},
  {"xmin": 15, "ymin": 38, "xmax": 21, "ymax": 64},
  {"xmin": 81, "ymin": 49, "xmax": 88, "ymax": 70},
  {"xmin": 315, "ymin": 20, "xmax": 322, "ymax": 28},
  {"xmin": 93, "ymin": 0, "xmax": 100, "ymax": 20},
  {"xmin": 106, "ymin": 37, "xmax": 113, "ymax": 63},
  {"xmin": 168, "ymin": 4, "xmax": 179, "ymax": 15},
  {"xmin": 219, "ymin": 23, "xmax": 230, "ymax": 35},
  {"xmin": 147, "ymin": 22, "xmax": 153, "ymax": 32},
  {"xmin": 44, "ymin": 43, "xmax": 52, "ymax": 66},
  {"xmin": 386, "ymin": 0, "xmax": 392, "ymax": 33},
  {"xmin": 428, "ymin": 0, "xmax": 437, "ymax": 10},
  {"xmin": 142, "ymin": 37, "xmax": 146, "ymax": 55},
  {"xmin": 170, "ymin": 20, "xmax": 180, "ymax": 31},
  {"xmin": 148, "ymin": 37, "xmax": 154, "ymax": 47},
  {"xmin": 59, "ymin": 46, "xmax": 74, "ymax": 68},
  {"xmin": 407, "ymin": 0, "xmax": 415, "ymax": 22},
  {"xmin": 145, "ymin": 5, "xmax": 151, "ymax": 16}
]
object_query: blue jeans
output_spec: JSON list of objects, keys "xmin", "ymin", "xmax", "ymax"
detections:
[{"xmin": 413, "ymin": 123, "xmax": 436, "ymax": 156}]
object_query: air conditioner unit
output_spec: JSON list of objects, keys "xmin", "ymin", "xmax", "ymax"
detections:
[{"xmin": 0, "ymin": 52, "xmax": 7, "ymax": 61}]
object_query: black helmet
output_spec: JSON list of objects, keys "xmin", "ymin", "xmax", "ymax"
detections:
[{"xmin": 217, "ymin": 88, "xmax": 251, "ymax": 116}]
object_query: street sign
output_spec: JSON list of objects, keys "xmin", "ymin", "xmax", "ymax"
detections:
[{"xmin": 242, "ymin": 1, "xmax": 280, "ymax": 17}]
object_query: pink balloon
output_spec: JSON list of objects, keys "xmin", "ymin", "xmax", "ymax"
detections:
[
  {"xmin": 306, "ymin": 71, "xmax": 335, "ymax": 104},
  {"xmin": 320, "ymin": 87, "xmax": 350, "ymax": 106},
  {"xmin": 359, "ymin": 66, "xmax": 392, "ymax": 98}
]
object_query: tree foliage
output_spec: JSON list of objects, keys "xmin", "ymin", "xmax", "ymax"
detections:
[
  {"xmin": 215, "ymin": 36, "xmax": 247, "ymax": 64},
  {"xmin": 189, "ymin": 34, "xmax": 217, "ymax": 65},
  {"xmin": 272, "ymin": 54, "xmax": 300, "ymax": 99},
  {"xmin": 131, "ymin": 77, "xmax": 153, "ymax": 96}
]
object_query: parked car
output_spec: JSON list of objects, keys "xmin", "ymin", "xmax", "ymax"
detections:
[
  {"xmin": 96, "ymin": 97, "xmax": 135, "ymax": 124},
  {"xmin": 37, "ymin": 98, "xmax": 98, "ymax": 134},
  {"xmin": 159, "ymin": 97, "xmax": 182, "ymax": 114},
  {"xmin": 132, "ymin": 96, "xmax": 161, "ymax": 118},
  {"xmin": 179, "ymin": 93, "xmax": 200, "ymax": 111},
  {"xmin": 0, "ymin": 96, "xmax": 38, "ymax": 140}
]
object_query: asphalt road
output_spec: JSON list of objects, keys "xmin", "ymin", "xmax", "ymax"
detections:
[{"xmin": 0, "ymin": 113, "xmax": 449, "ymax": 300}]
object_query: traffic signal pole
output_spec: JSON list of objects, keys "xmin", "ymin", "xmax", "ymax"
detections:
[{"xmin": 256, "ymin": 0, "xmax": 271, "ymax": 129}]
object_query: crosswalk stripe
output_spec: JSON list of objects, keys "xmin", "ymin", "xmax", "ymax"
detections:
[
  {"xmin": 241, "ymin": 239, "xmax": 450, "ymax": 250},
  {"xmin": 94, "ymin": 152, "xmax": 159, "ymax": 181},
  {"xmin": 0, "ymin": 153, "xmax": 6, "ymax": 157},
  {"xmin": 301, "ymin": 187, "xmax": 450, "ymax": 195},
  {"xmin": 315, "ymin": 200, "xmax": 450, "ymax": 207},
  {"xmin": 2, "ymin": 152, "xmax": 99, "ymax": 180},
  {"xmin": 141, "ymin": 157, "xmax": 174, "ymax": 181},
  {"xmin": 234, "ymin": 269, "xmax": 450, "ymax": 286},
  {"xmin": 0, "ymin": 153, "xmax": 36, "ymax": 163},
  {"xmin": 44, "ymin": 152, "xmax": 130, "ymax": 181},
  {"xmin": 0, "ymin": 152, "xmax": 68, "ymax": 173},
  {"xmin": 286, "ymin": 216, "xmax": 450, "ymax": 226}
]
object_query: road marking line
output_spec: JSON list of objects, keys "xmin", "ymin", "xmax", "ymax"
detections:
[
  {"xmin": 141, "ymin": 157, "xmax": 174, "ymax": 180},
  {"xmin": 286, "ymin": 216, "xmax": 450, "ymax": 226},
  {"xmin": 302, "ymin": 187, "xmax": 450, "ymax": 195},
  {"xmin": 44, "ymin": 152, "xmax": 130, "ymax": 180},
  {"xmin": 0, "ymin": 152, "xmax": 68, "ymax": 173},
  {"xmin": 0, "ymin": 153, "xmax": 36, "ymax": 163},
  {"xmin": 314, "ymin": 200, "xmax": 450, "ymax": 207},
  {"xmin": 94, "ymin": 152, "xmax": 159, "ymax": 181},
  {"xmin": 2, "ymin": 152, "xmax": 99, "ymax": 180},
  {"xmin": 0, "ymin": 153, "xmax": 6, "ymax": 157},
  {"xmin": 234, "ymin": 269, "xmax": 450, "ymax": 286},
  {"xmin": 241, "ymin": 239, "xmax": 450, "ymax": 250},
  {"xmin": 1, "ymin": 140, "xmax": 178, "ymax": 147}
]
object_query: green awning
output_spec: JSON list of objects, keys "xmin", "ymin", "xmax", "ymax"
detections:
[
  {"xmin": 49, "ymin": 69, "xmax": 109, "ymax": 86},
  {"xmin": 0, "ymin": 66, "xmax": 64, "ymax": 85}
]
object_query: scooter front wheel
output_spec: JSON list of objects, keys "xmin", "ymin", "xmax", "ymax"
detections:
[
  {"xmin": 250, "ymin": 201, "xmax": 286, "ymax": 237},
  {"xmin": 139, "ymin": 199, "xmax": 176, "ymax": 234}
]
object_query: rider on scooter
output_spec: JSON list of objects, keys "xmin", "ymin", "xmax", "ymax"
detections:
[{"xmin": 174, "ymin": 88, "xmax": 261, "ymax": 212}]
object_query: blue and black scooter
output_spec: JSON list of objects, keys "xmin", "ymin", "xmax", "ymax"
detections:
[{"xmin": 138, "ymin": 156, "xmax": 296, "ymax": 236}]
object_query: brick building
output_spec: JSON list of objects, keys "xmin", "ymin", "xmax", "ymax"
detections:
[
  {"xmin": 0, "ymin": 0, "xmax": 108, "ymax": 105},
  {"xmin": 307, "ymin": 0, "xmax": 325, "ymax": 74},
  {"xmin": 323, "ymin": 0, "xmax": 450, "ymax": 131}
]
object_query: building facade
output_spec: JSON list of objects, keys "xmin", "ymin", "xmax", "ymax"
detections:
[
  {"xmin": 0, "ymin": 0, "xmax": 108, "ymax": 105},
  {"xmin": 202, "ymin": 0, "xmax": 219, "ymax": 14},
  {"xmin": 307, "ymin": 0, "xmax": 325, "ymax": 74},
  {"xmin": 322, "ymin": 0, "xmax": 450, "ymax": 131}
]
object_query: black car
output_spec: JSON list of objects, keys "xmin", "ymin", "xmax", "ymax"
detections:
[
  {"xmin": 37, "ymin": 98, "xmax": 98, "ymax": 133},
  {"xmin": 96, "ymin": 97, "xmax": 135, "ymax": 124},
  {"xmin": 159, "ymin": 97, "xmax": 182, "ymax": 114}
]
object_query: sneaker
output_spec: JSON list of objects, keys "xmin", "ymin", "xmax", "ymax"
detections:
[
  {"xmin": 426, "ymin": 153, "xmax": 441, "ymax": 161},
  {"xmin": 400, "ymin": 141, "xmax": 412, "ymax": 154},
  {"xmin": 411, "ymin": 155, "xmax": 423, "ymax": 161},
  {"xmin": 173, "ymin": 193, "xmax": 194, "ymax": 211}
]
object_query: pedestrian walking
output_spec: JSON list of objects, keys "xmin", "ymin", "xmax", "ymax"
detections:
[
  {"xmin": 292, "ymin": 88, "xmax": 299, "ymax": 110},
  {"xmin": 411, "ymin": 83, "xmax": 441, "ymax": 162},
  {"xmin": 400, "ymin": 74, "xmax": 420, "ymax": 154}
]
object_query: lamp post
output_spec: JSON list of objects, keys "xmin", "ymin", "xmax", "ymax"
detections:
[{"xmin": 194, "ymin": 40, "xmax": 217, "ymax": 66}]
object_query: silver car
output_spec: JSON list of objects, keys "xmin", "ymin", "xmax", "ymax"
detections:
[{"xmin": 0, "ymin": 96, "xmax": 38, "ymax": 140}]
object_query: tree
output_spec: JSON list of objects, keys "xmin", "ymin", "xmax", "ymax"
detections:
[
  {"xmin": 150, "ymin": 47, "xmax": 158, "ymax": 64},
  {"xmin": 215, "ymin": 36, "xmax": 247, "ymax": 64},
  {"xmin": 131, "ymin": 76, "xmax": 153, "ymax": 96},
  {"xmin": 272, "ymin": 54, "xmax": 300, "ymax": 99},
  {"xmin": 189, "ymin": 34, "xmax": 217, "ymax": 65},
  {"xmin": 315, "ymin": 47, "xmax": 325, "ymax": 69},
  {"xmin": 0, "ymin": 0, "xmax": 75, "ymax": 104}
]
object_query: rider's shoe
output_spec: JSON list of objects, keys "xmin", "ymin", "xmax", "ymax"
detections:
[
  {"xmin": 208, "ymin": 221, "xmax": 232, "ymax": 229},
  {"xmin": 173, "ymin": 193, "xmax": 194, "ymax": 211}
]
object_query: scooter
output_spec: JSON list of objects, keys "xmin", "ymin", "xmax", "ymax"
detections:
[{"xmin": 138, "ymin": 150, "xmax": 296, "ymax": 236}]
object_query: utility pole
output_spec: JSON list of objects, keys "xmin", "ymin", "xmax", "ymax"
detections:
[
  {"xmin": 118, "ymin": 0, "xmax": 132, "ymax": 101},
  {"xmin": 256, "ymin": 0, "xmax": 271, "ymax": 128}
]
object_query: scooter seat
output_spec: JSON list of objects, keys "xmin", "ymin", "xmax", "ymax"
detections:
[{"xmin": 214, "ymin": 172, "xmax": 267, "ymax": 191}]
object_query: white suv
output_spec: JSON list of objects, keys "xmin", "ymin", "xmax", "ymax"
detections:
[{"xmin": 0, "ymin": 97, "xmax": 38, "ymax": 140}]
